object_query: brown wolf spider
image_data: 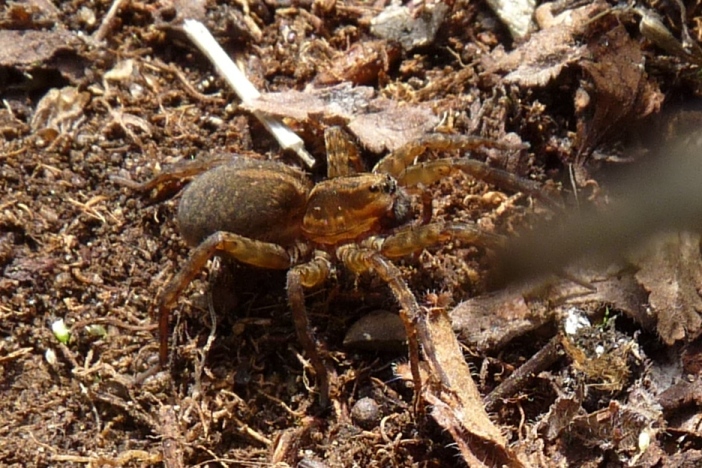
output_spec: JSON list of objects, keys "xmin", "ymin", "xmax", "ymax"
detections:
[{"xmin": 115, "ymin": 127, "xmax": 547, "ymax": 406}]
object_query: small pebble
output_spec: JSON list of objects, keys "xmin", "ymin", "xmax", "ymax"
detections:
[
  {"xmin": 351, "ymin": 397, "xmax": 381, "ymax": 429},
  {"xmin": 343, "ymin": 310, "xmax": 406, "ymax": 352},
  {"xmin": 297, "ymin": 458, "xmax": 329, "ymax": 468}
]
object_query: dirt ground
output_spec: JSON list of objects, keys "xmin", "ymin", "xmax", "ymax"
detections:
[{"xmin": 3, "ymin": 0, "xmax": 702, "ymax": 466}]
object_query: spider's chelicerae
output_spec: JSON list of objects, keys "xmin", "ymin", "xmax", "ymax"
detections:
[{"xmin": 118, "ymin": 127, "xmax": 548, "ymax": 406}]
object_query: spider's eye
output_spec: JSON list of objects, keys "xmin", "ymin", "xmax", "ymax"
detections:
[{"xmin": 369, "ymin": 179, "xmax": 396, "ymax": 194}]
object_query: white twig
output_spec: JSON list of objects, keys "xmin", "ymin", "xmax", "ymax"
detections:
[
  {"xmin": 182, "ymin": 19, "xmax": 315, "ymax": 168},
  {"xmin": 93, "ymin": 0, "xmax": 128, "ymax": 42}
]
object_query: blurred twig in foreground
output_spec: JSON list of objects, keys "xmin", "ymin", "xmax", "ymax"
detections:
[{"xmin": 491, "ymin": 138, "xmax": 702, "ymax": 286}]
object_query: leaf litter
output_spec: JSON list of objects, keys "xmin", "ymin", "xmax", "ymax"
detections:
[{"xmin": 2, "ymin": 0, "xmax": 702, "ymax": 466}]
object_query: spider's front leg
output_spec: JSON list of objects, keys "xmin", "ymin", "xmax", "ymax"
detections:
[
  {"xmin": 373, "ymin": 133, "xmax": 559, "ymax": 208},
  {"xmin": 374, "ymin": 222, "xmax": 505, "ymax": 259},
  {"xmin": 157, "ymin": 231, "xmax": 291, "ymax": 366},
  {"xmin": 336, "ymin": 245, "xmax": 424, "ymax": 410},
  {"xmin": 324, "ymin": 126, "xmax": 364, "ymax": 178},
  {"xmin": 372, "ymin": 134, "xmax": 525, "ymax": 178},
  {"xmin": 397, "ymin": 158, "xmax": 558, "ymax": 207},
  {"xmin": 286, "ymin": 252, "xmax": 336, "ymax": 407}
]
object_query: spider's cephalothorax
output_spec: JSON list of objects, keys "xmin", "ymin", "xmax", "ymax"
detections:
[
  {"xmin": 302, "ymin": 173, "xmax": 413, "ymax": 245},
  {"xmin": 117, "ymin": 127, "xmax": 547, "ymax": 406}
]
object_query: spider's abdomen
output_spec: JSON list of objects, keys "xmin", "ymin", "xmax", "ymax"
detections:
[{"xmin": 177, "ymin": 159, "xmax": 312, "ymax": 247}]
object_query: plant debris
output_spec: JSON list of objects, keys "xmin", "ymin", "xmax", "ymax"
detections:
[
  {"xmin": 631, "ymin": 231, "xmax": 702, "ymax": 345},
  {"xmin": 370, "ymin": 2, "xmax": 449, "ymax": 51},
  {"xmin": 243, "ymin": 83, "xmax": 441, "ymax": 153},
  {"xmin": 3, "ymin": 0, "xmax": 702, "ymax": 466}
]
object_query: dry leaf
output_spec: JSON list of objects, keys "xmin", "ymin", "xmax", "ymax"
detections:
[
  {"xmin": 0, "ymin": 29, "xmax": 80, "ymax": 68},
  {"xmin": 487, "ymin": 26, "xmax": 585, "ymax": 87},
  {"xmin": 243, "ymin": 83, "xmax": 440, "ymax": 153},
  {"xmin": 0, "ymin": 29, "xmax": 85, "ymax": 88},
  {"xmin": 314, "ymin": 40, "xmax": 400, "ymax": 86},
  {"xmin": 346, "ymin": 104, "xmax": 439, "ymax": 153},
  {"xmin": 450, "ymin": 286, "xmax": 553, "ymax": 352},
  {"xmin": 657, "ymin": 377, "xmax": 702, "ymax": 412},
  {"xmin": 243, "ymin": 83, "xmax": 375, "ymax": 122},
  {"xmin": 556, "ymin": 264, "xmax": 654, "ymax": 331},
  {"xmin": 482, "ymin": 2, "xmax": 604, "ymax": 87},
  {"xmin": 452, "ymin": 265, "xmax": 650, "ymax": 353},
  {"xmin": 419, "ymin": 309, "xmax": 525, "ymax": 467},
  {"xmin": 536, "ymin": 384, "xmax": 584, "ymax": 441},
  {"xmin": 631, "ymin": 231, "xmax": 702, "ymax": 345},
  {"xmin": 484, "ymin": 4, "xmax": 663, "ymax": 152},
  {"xmin": 576, "ymin": 24, "xmax": 663, "ymax": 153}
]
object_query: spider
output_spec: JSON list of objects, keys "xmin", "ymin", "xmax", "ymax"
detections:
[{"xmin": 115, "ymin": 127, "xmax": 548, "ymax": 406}]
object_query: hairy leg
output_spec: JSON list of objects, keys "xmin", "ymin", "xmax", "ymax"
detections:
[
  {"xmin": 111, "ymin": 154, "xmax": 238, "ymax": 201},
  {"xmin": 373, "ymin": 134, "xmax": 524, "ymax": 178},
  {"xmin": 337, "ymin": 245, "xmax": 423, "ymax": 410},
  {"xmin": 324, "ymin": 126, "xmax": 364, "ymax": 178},
  {"xmin": 157, "ymin": 231, "xmax": 291, "ymax": 365},
  {"xmin": 397, "ymin": 158, "xmax": 558, "ymax": 207},
  {"xmin": 369, "ymin": 222, "xmax": 505, "ymax": 259},
  {"xmin": 286, "ymin": 252, "xmax": 335, "ymax": 406}
]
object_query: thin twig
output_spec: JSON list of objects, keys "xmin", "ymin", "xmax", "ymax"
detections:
[
  {"xmin": 93, "ymin": 0, "xmax": 128, "ymax": 42},
  {"xmin": 0, "ymin": 347, "xmax": 33, "ymax": 363},
  {"xmin": 159, "ymin": 406, "xmax": 185, "ymax": 468},
  {"xmin": 181, "ymin": 19, "xmax": 316, "ymax": 168},
  {"xmin": 484, "ymin": 335, "xmax": 563, "ymax": 411}
]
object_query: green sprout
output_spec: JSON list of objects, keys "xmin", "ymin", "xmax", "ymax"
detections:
[{"xmin": 51, "ymin": 319, "xmax": 70, "ymax": 344}]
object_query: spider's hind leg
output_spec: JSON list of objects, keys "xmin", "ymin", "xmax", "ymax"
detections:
[
  {"xmin": 157, "ymin": 231, "xmax": 291, "ymax": 366},
  {"xmin": 111, "ymin": 154, "xmax": 241, "ymax": 202}
]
